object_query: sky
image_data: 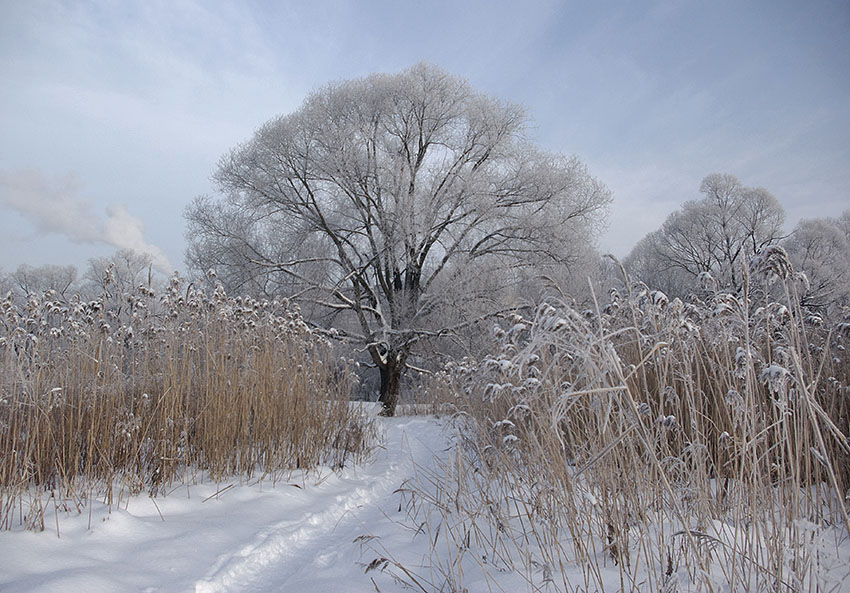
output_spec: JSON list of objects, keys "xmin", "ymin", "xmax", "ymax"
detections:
[{"xmin": 1, "ymin": 0, "xmax": 848, "ymax": 274}]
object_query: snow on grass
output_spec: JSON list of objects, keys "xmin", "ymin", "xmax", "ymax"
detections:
[
  {"xmin": 0, "ymin": 416, "xmax": 450, "ymax": 593},
  {"xmin": 3, "ymin": 410, "xmax": 849, "ymax": 592}
]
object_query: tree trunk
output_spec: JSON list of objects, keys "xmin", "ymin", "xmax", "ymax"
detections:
[{"xmin": 378, "ymin": 359, "xmax": 403, "ymax": 417}]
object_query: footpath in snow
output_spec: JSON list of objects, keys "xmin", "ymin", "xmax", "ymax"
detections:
[{"xmin": 0, "ymin": 416, "xmax": 451, "ymax": 593}]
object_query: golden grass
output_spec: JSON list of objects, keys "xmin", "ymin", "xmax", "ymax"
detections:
[{"xmin": 0, "ymin": 273, "xmax": 373, "ymax": 531}]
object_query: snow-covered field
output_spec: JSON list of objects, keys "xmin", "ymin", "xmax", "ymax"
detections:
[
  {"xmin": 0, "ymin": 416, "xmax": 450, "ymax": 593},
  {"xmin": 4, "ymin": 410, "xmax": 849, "ymax": 593}
]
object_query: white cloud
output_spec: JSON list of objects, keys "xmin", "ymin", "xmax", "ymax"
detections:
[{"xmin": 0, "ymin": 169, "xmax": 172, "ymax": 272}]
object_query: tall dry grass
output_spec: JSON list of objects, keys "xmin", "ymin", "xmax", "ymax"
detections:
[
  {"xmin": 0, "ymin": 270, "xmax": 372, "ymax": 531},
  {"xmin": 408, "ymin": 250, "xmax": 850, "ymax": 592}
]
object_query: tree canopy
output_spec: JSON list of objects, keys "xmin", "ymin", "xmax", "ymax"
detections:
[
  {"xmin": 625, "ymin": 173, "xmax": 784, "ymax": 296},
  {"xmin": 186, "ymin": 63, "xmax": 611, "ymax": 414}
]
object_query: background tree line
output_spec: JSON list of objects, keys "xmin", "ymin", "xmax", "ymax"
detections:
[
  {"xmin": 623, "ymin": 172, "xmax": 850, "ymax": 315},
  {"xmin": 0, "ymin": 248, "xmax": 159, "ymax": 302}
]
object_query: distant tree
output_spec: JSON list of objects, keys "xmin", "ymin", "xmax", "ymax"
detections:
[
  {"xmin": 186, "ymin": 63, "xmax": 611, "ymax": 415},
  {"xmin": 622, "ymin": 230, "xmax": 692, "ymax": 297},
  {"xmin": 783, "ymin": 214, "xmax": 850, "ymax": 315},
  {"xmin": 625, "ymin": 174, "xmax": 785, "ymax": 296},
  {"xmin": 83, "ymin": 248, "xmax": 157, "ymax": 298},
  {"xmin": 10, "ymin": 263, "xmax": 79, "ymax": 300},
  {"xmin": 835, "ymin": 210, "xmax": 850, "ymax": 243},
  {"xmin": 0, "ymin": 268, "xmax": 15, "ymax": 297}
]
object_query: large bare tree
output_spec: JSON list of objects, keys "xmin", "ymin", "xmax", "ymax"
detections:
[{"xmin": 186, "ymin": 64, "xmax": 610, "ymax": 414}]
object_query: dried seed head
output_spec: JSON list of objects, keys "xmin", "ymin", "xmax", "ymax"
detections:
[{"xmin": 751, "ymin": 245, "xmax": 793, "ymax": 283}]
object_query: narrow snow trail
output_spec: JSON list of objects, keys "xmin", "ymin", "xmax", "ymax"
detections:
[
  {"xmin": 0, "ymin": 416, "xmax": 449, "ymax": 593},
  {"xmin": 194, "ymin": 416, "xmax": 448, "ymax": 593}
]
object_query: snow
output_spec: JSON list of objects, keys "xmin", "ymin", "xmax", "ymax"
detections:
[
  {"xmin": 3, "ymin": 412, "xmax": 849, "ymax": 592},
  {"xmin": 0, "ymin": 415, "xmax": 450, "ymax": 593}
]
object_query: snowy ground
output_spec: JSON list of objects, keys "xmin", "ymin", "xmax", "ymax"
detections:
[
  {"xmin": 0, "ymin": 415, "xmax": 451, "ymax": 593},
  {"xmin": 5, "ymin": 413, "xmax": 849, "ymax": 593}
]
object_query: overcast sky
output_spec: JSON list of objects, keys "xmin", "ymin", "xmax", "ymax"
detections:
[{"xmin": 1, "ymin": 0, "xmax": 848, "ymax": 274}]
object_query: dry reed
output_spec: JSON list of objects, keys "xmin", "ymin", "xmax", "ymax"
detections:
[
  {"xmin": 0, "ymin": 270, "xmax": 373, "ymax": 531},
  {"xmin": 407, "ymin": 256, "xmax": 850, "ymax": 592}
]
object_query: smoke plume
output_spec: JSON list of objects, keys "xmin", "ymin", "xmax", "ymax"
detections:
[{"xmin": 0, "ymin": 168, "xmax": 171, "ymax": 272}]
